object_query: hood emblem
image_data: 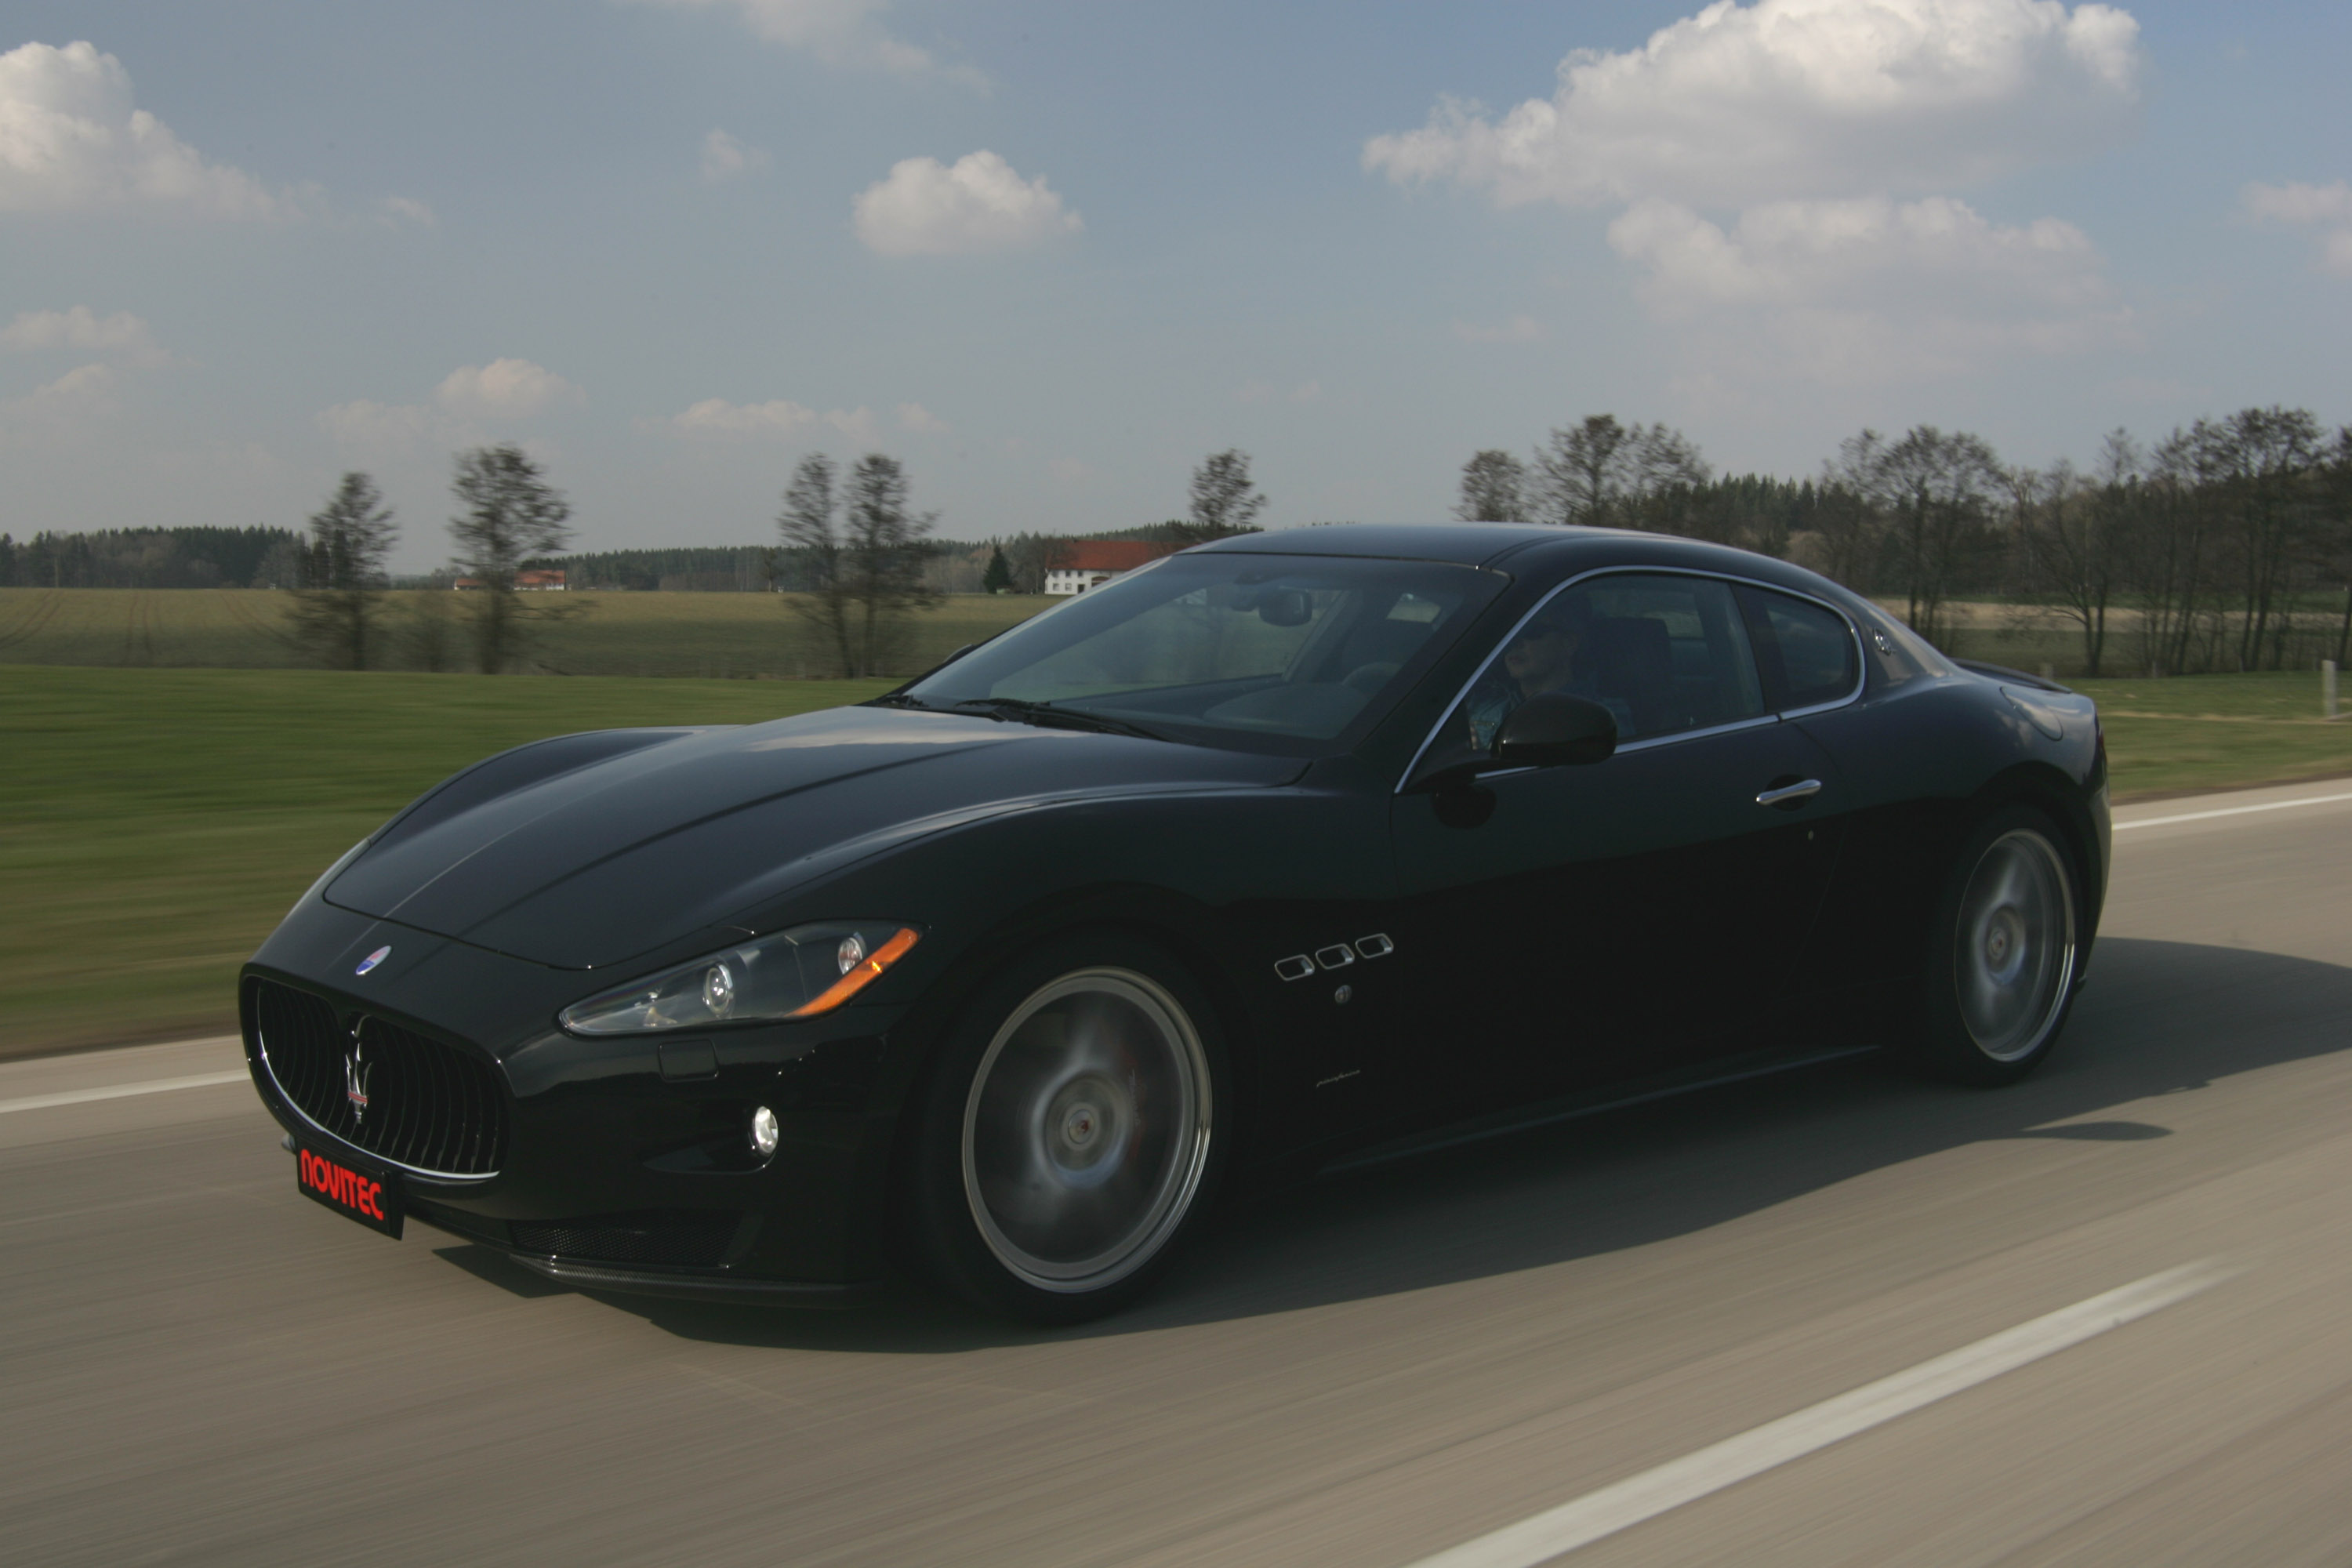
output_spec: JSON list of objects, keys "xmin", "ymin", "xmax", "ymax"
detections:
[
  {"xmin": 344, "ymin": 1038, "xmax": 372, "ymax": 1123},
  {"xmin": 354, "ymin": 945, "xmax": 391, "ymax": 977}
]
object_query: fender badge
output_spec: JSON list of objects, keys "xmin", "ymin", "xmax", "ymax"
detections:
[{"xmin": 354, "ymin": 945, "xmax": 391, "ymax": 977}]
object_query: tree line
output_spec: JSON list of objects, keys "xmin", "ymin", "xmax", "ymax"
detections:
[
  {"xmin": 0, "ymin": 525, "xmax": 304, "ymax": 590},
  {"xmin": 1457, "ymin": 408, "xmax": 2352, "ymax": 673}
]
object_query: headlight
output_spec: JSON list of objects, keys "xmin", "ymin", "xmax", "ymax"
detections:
[{"xmin": 558, "ymin": 922, "xmax": 920, "ymax": 1035}]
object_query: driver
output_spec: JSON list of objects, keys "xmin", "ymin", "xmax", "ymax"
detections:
[{"xmin": 1462, "ymin": 597, "xmax": 1632, "ymax": 751}]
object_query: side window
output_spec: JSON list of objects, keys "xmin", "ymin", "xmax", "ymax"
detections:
[
  {"xmin": 1455, "ymin": 574, "xmax": 1766, "ymax": 750},
  {"xmin": 1738, "ymin": 586, "xmax": 1861, "ymax": 712}
]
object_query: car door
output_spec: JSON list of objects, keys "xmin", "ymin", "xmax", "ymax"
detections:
[{"xmin": 1387, "ymin": 572, "xmax": 1847, "ymax": 1107}]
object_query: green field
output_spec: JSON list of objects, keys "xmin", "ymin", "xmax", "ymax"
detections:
[
  {"xmin": 0, "ymin": 667, "xmax": 892, "ymax": 1058},
  {"xmin": 4, "ymin": 660, "xmax": 2346, "ymax": 1059},
  {"xmin": 0, "ymin": 588, "xmax": 1053, "ymax": 677}
]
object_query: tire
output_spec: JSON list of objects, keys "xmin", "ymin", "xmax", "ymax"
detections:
[
  {"xmin": 904, "ymin": 933, "xmax": 1227, "ymax": 1324},
  {"xmin": 1898, "ymin": 804, "xmax": 2083, "ymax": 1086}
]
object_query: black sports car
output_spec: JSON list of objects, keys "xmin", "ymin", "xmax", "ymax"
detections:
[{"xmin": 244, "ymin": 523, "xmax": 2108, "ymax": 1321}]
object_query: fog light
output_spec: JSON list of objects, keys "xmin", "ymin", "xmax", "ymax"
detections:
[{"xmin": 750, "ymin": 1105, "xmax": 780, "ymax": 1159}]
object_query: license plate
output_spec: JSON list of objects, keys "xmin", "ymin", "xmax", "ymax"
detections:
[{"xmin": 295, "ymin": 1142, "xmax": 404, "ymax": 1239}]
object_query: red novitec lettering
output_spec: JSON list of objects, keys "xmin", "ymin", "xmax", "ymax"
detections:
[{"xmin": 299, "ymin": 1148, "xmax": 385, "ymax": 1221}]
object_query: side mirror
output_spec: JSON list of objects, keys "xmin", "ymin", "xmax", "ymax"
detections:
[{"xmin": 1495, "ymin": 694, "xmax": 1617, "ymax": 768}]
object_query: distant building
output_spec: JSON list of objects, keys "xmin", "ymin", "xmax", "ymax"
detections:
[
  {"xmin": 516, "ymin": 569, "xmax": 568, "ymax": 591},
  {"xmin": 452, "ymin": 578, "xmax": 485, "ymax": 592},
  {"xmin": 1044, "ymin": 540, "xmax": 1173, "ymax": 596}
]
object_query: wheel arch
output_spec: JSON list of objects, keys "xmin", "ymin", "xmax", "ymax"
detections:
[
  {"xmin": 872, "ymin": 883, "xmax": 1269, "ymax": 1245},
  {"xmin": 1966, "ymin": 760, "xmax": 2104, "ymax": 944}
]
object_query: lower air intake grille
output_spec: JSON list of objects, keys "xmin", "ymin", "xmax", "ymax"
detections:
[
  {"xmin": 252, "ymin": 979, "xmax": 510, "ymax": 1177},
  {"xmin": 510, "ymin": 1211, "xmax": 740, "ymax": 1268}
]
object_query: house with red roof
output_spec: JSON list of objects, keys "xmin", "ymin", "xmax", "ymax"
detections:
[{"xmin": 1044, "ymin": 539, "xmax": 1174, "ymax": 596}]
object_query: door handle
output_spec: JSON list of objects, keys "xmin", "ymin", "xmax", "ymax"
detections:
[{"xmin": 1755, "ymin": 778, "xmax": 1823, "ymax": 808}]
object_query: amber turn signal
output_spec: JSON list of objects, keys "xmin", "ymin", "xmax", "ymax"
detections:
[{"xmin": 788, "ymin": 927, "xmax": 920, "ymax": 1018}]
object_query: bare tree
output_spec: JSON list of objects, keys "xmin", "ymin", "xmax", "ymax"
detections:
[
  {"xmin": 1533, "ymin": 415, "xmax": 1629, "ymax": 524},
  {"xmin": 285, "ymin": 472, "xmax": 399, "ymax": 670},
  {"xmin": 842, "ymin": 453, "xmax": 940, "ymax": 676},
  {"xmin": 2325, "ymin": 426, "xmax": 2352, "ymax": 668},
  {"xmin": 2019, "ymin": 432, "xmax": 2136, "ymax": 677},
  {"xmin": 1455, "ymin": 450, "xmax": 1527, "ymax": 521},
  {"xmin": 1835, "ymin": 425, "xmax": 2003, "ymax": 647},
  {"xmin": 448, "ymin": 445, "xmax": 577, "ymax": 673},
  {"xmin": 1175, "ymin": 450, "xmax": 1265, "ymax": 542},
  {"xmin": 777, "ymin": 455, "xmax": 855, "ymax": 677},
  {"xmin": 1530, "ymin": 416, "xmax": 1707, "ymax": 528}
]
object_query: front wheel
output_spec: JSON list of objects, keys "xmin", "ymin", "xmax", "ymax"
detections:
[
  {"xmin": 1898, "ymin": 805, "xmax": 2082, "ymax": 1085},
  {"xmin": 905, "ymin": 935, "xmax": 1225, "ymax": 1323}
]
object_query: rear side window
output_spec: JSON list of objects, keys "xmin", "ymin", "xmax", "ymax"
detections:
[{"xmin": 1737, "ymin": 586, "xmax": 1860, "ymax": 713}]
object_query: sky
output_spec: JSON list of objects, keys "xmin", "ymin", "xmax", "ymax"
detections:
[{"xmin": 2, "ymin": 0, "xmax": 2347, "ymax": 572}]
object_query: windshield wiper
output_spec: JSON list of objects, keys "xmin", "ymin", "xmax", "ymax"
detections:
[
  {"xmin": 947, "ymin": 698, "xmax": 1170, "ymax": 743},
  {"xmin": 864, "ymin": 692, "xmax": 935, "ymax": 710}
]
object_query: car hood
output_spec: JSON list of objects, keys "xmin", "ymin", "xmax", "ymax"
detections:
[{"xmin": 325, "ymin": 705, "xmax": 1304, "ymax": 970}]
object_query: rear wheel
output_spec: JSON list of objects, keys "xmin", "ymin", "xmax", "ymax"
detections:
[
  {"xmin": 1900, "ymin": 805, "xmax": 2082, "ymax": 1085},
  {"xmin": 906, "ymin": 935, "xmax": 1224, "ymax": 1323}
]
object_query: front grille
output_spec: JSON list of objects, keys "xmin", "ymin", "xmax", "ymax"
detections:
[
  {"xmin": 251, "ymin": 979, "xmax": 510, "ymax": 1177},
  {"xmin": 510, "ymin": 1211, "xmax": 740, "ymax": 1268}
]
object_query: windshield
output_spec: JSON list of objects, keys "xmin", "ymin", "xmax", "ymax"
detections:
[{"xmin": 899, "ymin": 552, "xmax": 1504, "ymax": 752}]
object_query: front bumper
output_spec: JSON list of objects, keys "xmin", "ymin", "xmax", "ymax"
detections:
[{"xmin": 242, "ymin": 895, "xmax": 910, "ymax": 1296}]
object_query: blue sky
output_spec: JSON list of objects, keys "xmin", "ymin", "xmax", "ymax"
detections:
[{"xmin": 2, "ymin": 1, "xmax": 2347, "ymax": 571}]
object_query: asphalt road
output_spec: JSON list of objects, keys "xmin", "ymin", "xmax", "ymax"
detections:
[{"xmin": 8, "ymin": 782, "xmax": 2352, "ymax": 1566}]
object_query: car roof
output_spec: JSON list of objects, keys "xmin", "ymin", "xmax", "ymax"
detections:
[
  {"xmin": 1190, "ymin": 522, "xmax": 1845, "ymax": 597},
  {"xmin": 1193, "ymin": 521, "xmax": 1636, "ymax": 568}
]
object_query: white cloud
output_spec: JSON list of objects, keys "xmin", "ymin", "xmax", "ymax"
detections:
[
  {"xmin": 1608, "ymin": 194, "xmax": 2129, "ymax": 379},
  {"xmin": 700, "ymin": 129, "xmax": 767, "ymax": 183},
  {"xmin": 434, "ymin": 359, "xmax": 581, "ymax": 419},
  {"xmin": 1, "ymin": 306, "xmax": 164, "ymax": 365},
  {"xmin": 2242, "ymin": 180, "xmax": 2352, "ymax": 224},
  {"xmin": 1452, "ymin": 314, "xmax": 1547, "ymax": 343},
  {"xmin": 1365, "ymin": 0, "xmax": 2143, "ymax": 209},
  {"xmin": 619, "ymin": 0, "xmax": 959, "ymax": 78},
  {"xmin": 378, "ymin": 195, "xmax": 436, "ymax": 227},
  {"xmin": 2243, "ymin": 180, "xmax": 2352, "ymax": 278},
  {"xmin": 318, "ymin": 398, "xmax": 455, "ymax": 456},
  {"xmin": 852, "ymin": 151, "xmax": 1081, "ymax": 256},
  {"xmin": 1047, "ymin": 456, "xmax": 1091, "ymax": 485},
  {"xmin": 895, "ymin": 401, "xmax": 946, "ymax": 432},
  {"xmin": 2, "ymin": 361, "xmax": 117, "ymax": 423},
  {"xmin": 666, "ymin": 397, "xmax": 878, "ymax": 441},
  {"xmin": 1368, "ymin": 1, "xmax": 2146, "ymax": 385},
  {"xmin": 0, "ymin": 41, "xmax": 294, "ymax": 216}
]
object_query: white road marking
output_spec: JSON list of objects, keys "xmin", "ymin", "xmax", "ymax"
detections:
[
  {"xmin": 2114, "ymin": 789, "xmax": 2352, "ymax": 832},
  {"xmin": 1407, "ymin": 1258, "xmax": 2235, "ymax": 1568},
  {"xmin": 0, "ymin": 1070, "xmax": 250, "ymax": 1116}
]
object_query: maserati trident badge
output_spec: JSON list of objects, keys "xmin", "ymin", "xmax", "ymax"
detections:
[
  {"xmin": 354, "ymin": 945, "xmax": 391, "ymax": 977},
  {"xmin": 344, "ymin": 1040, "xmax": 371, "ymax": 1124}
]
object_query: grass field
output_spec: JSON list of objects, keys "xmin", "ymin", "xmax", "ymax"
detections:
[
  {"xmin": 4, "ymin": 662, "xmax": 2345, "ymax": 1058},
  {"xmin": 0, "ymin": 588, "xmax": 1054, "ymax": 677},
  {"xmin": 0, "ymin": 667, "xmax": 892, "ymax": 1058}
]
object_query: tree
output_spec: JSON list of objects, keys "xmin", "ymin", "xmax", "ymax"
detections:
[
  {"xmin": 1530, "ymin": 416, "xmax": 1708, "ymax": 528},
  {"xmin": 1175, "ymin": 449, "xmax": 1265, "ymax": 542},
  {"xmin": 842, "ymin": 453, "xmax": 941, "ymax": 676},
  {"xmin": 1533, "ymin": 415, "xmax": 1629, "ymax": 525},
  {"xmin": 2019, "ymin": 432, "xmax": 2136, "ymax": 677},
  {"xmin": 448, "ymin": 445, "xmax": 577, "ymax": 673},
  {"xmin": 981, "ymin": 543, "xmax": 1013, "ymax": 594},
  {"xmin": 286, "ymin": 471, "xmax": 399, "ymax": 670},
  {"xmin": 1455, "ymin": 450, "xmax": 1527, "ymax": 522},
  {"xmin": 778, "ymin": 452, "xmax": 940, "ymax": 676},
  {"xmin": 777, "ymin": 455, "xmax": 855, "ymax": 677}
]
